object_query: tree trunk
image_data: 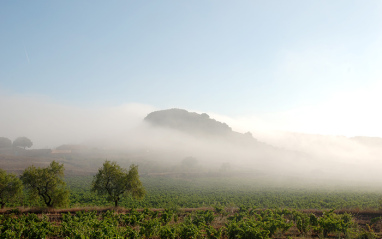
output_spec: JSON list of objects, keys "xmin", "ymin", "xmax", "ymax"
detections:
[
  {"xmin": 115, "ymin": 200, "xmax": 118, "ymax": 207},
  {"xmin": 1, "ymin": 203, "xmax": 5, "ymax": 209}
]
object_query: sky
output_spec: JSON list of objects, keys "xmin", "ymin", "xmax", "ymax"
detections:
[{"xmin": 1, "ymin": 0, "xmax": 382, "ymax": 143}]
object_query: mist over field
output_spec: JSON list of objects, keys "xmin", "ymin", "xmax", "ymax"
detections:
[
  {"xmin": 1, "ymin": 94, "xmax": 382, "ymax": 184},
  {"xmin": 0, "ymin": 0, "xmax": 381, "ymax": 196},
  {"xmin": 3, "ymin": 5, "xmax": 382, "ymax": 238},
  {"xmin": 0, "ymin": 93, "xmax": 154, "ymax": 148}
]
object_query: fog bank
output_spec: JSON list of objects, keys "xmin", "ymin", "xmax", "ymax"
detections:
[{"xmin": 1, "ymin": 93, "xmax": 382, "ymax": 183}]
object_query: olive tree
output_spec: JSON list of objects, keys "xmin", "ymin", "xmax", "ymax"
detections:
[
  {"xmin": 0, "ymin": 169, "xmax": 23, "ymax": 209},
  {"xmin": 20, "ymin": 161, "xmax": 69, "ymax": 208},
  {"xmin": 13, "ymin": 137, "xmax": 33, "ymax": 149},
  {"xmin": 92, "ymin": 160, "xmax": 145, "ymax": 207}
]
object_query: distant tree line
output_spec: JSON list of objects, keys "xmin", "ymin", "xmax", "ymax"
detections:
[
  {"xmin": 0, "ymin": 136, "xmax": 33, "ymax": 149},
  {"xmin": 0, "ymin": 160, "xmax": 145, "ymax": 209}
]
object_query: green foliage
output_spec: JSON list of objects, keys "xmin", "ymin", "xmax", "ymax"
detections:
[
  {"xmin": 21, "ymin": 214, "xmax": 57, "ymax": 239},
  {"xmin": 213, "ymin": 204, "xmax": 226, "ymax": 215},
  {"xmin": 60, "ymin": 210, "xmax": 125, "ymax": 238},
  {"xmin": 371, "ymin": 217, "xmax": 381, "ymax": 224},
  {"xmin": 159, "ymin": 224, "xmax": 178, "ymax": 239},
  {"xmin": 205, "ymin": 225, "xmax": 224, "ymax": 239},
  {"xmin": 225, "ymin": 219, "xmax": 270, "ymax": 239},
  {"xmin": 318, "ymin": 210, "xmax": 354, "ymax": 237},
  {"xmin": 178, "ymin": 221, "xmax": 201, "ymax": 239},
  {"xmin": 139, "ymin": 217, "xmax": 161, "ymax": 238},
  {"xmin": 65, "ymin": 176, "xmax": 382, "ymax": 209},
  {"xmin": 224, "ymin": 208, "xmax": 296, "ymax": 239},
  {"xmin": 0, "ymin": 213, "xmax": 57, "ymax": 239},
  {"xmin": 259, "ymin": 209, "xmax": 294, "ymax": 237},
  {"xmin": 120, "ymin": 209, "xmax": 145, "ymax": 226},
  {"xmin": 357, "ymin": 224, "xmax": 377, "ymax": 239},
  {"xmin": 20, "ymin": 161, "xmax": 69, "ymax": 208},
  {"xmin": 191, "ymin": 210, "xmax": 215, "ymax": 226},
  {"xmin": 0, "ymin": 208, "xmax": 376, "ymax": 239},
  {"xmin": 309, "ymin": 213, "xmax": 318, "ymax": 227},
  {"xmin": 91, "ymin": 160, "xmax": 145, "ymax": 207},
  {"xmin": 160, "ymin": 209, "xmax": 174, "ymax": 224},
  {"xmin": 291, "ymin": 210, "xmax": 311, "ymax": 235},
  {"xmin": 0, "ymin": 169, "xmax": 23, "ymax": 209}
]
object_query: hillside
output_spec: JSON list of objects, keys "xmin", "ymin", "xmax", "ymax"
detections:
[
  {"xmin": 144, "ymin": 108, "xmax": 258, "ymax": 143},
  {"xmin": 144, "ymin": 109, "xmax": 233, "ymax": 136},
  {"xmin": 0, "ymin": 108, "xmax": 303, "ymax": 177},
  {"xmin": 2, "ymin": 108, "xmax": 382, "ymax": 182}
]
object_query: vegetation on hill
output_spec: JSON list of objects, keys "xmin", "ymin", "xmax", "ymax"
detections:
[{"xmin": 144, "ymin": 108, "xmax": 232, "ymax": 136}]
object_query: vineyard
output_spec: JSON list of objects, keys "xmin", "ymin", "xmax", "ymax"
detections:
[
  {"xmin": 1, "ymin": 175, "xmax": 382, "ymax": 238},
  {"xmin": 5, "ymin": 175, "xmax": 382, "ymax": 211},
  {"xmin": 1, "ymin": 207, "xmax": 382, "ymax": 238},
  {"xmin": 66, "ymin": 176, "xmax": 382, "ymax": 209}
]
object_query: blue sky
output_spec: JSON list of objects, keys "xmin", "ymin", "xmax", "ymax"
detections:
[{"xmin": 1, "ymin": 1, "xmax": 382, "ymax": 139}]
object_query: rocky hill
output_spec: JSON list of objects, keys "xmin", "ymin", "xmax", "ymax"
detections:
[{"xmin": 144, "ymin": 108, "xmax": 233, "ymax": 136}]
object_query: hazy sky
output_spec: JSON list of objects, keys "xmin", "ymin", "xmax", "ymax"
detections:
[{"xmin": 1, "ymin": 1, "xmax": 382, "ymax": 138}]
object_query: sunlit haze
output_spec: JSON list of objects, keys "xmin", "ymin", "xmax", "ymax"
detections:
[{"xmin": 1, "ymin": 1, "xmax": 382, "ymax": 145}]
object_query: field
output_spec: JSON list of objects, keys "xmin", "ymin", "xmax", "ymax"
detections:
[
  {"xmin": 2, "ymin": 151, "xmax": 382, "ymax": 238},
  {"xmin": 2, "ymin": 174, "xmax": 382, "ymax": 238},
  {"xmin": 66, "ymin": 175, "xmax": 382, "ymax": 210},
  {"xmin": 5, "ymin": 174, "xmax": 381, "ymax": 209},
  {"xmin": 1, "ymin": 206, "xmax": 382, "ymax": 238}
]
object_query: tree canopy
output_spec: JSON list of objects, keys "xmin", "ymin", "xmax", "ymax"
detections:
[
  {"xmin": 20, "ymin": 161, "xmax": 70, "ymax": 208},
  {"xmin": 92, "ymin": 161, "xmax": 145, "ymax": 207},
  {"xmin": 13, "ymin": 137, "xmax": 33, "ymax": 149},
  {"xmin": 0, "ymin": 169, "xmax": 23, "ymax": 209},
  {"xmin": 0, "ymin": 137, "xmax": 12, "ymax": 148}
]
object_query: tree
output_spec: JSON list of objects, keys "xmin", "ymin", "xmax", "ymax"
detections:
[
  {"xmin": 92, "ymin": 161, "xmax": 145, "ymax": 207},
  {"xmin": 13, "ymin": 137, "xmax": 33, "ymax": 149},
  {"xmin": 0, "ymin": 169, "xmax": 23, "ymax": 209},
  {"xmin": 0, "ymin": 137, "xmax": 12, "ymax": 148},
  {"xmin": 20, "ymin": 161, "xmax": 69, "ymax": 208}
]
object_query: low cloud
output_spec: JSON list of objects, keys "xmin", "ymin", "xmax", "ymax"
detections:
[
  {"xmin": 2, "ymin": 91, "xmax": 382, "ymax": 183},
  {"xmin": 0, "ymin": 92, "xmax": 155, "ymax": 148}
]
